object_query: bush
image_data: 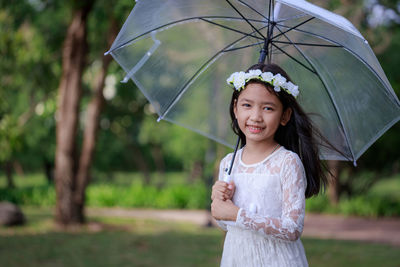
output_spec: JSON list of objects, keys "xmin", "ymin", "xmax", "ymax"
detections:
[
  {"xmin": 339, "ymin": 195, "xmax": 400, "ymax": 217},
  {"xmin": 1, "ymin": 173, "xmax": 398, "ymax": 217},
  {"xmin": 0, "ymin": 185, "xmax": 55, "ymax": 206},
  {"xmin": 86, "ymin": 180, "xmax": 208, "ymax": 209},
  {"xmin": 305, "ymin": 192, "xmax": 400, "ymax": 217}
]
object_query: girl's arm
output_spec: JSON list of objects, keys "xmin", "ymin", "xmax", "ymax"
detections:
[{"xmin": 235, "ymin": 152, "xmax": 307, "ymax": 242}]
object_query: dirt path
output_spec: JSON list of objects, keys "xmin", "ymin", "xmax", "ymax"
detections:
[{"xmin": 87, "ymin": 208, "xmax": 400, "ymax": 247}]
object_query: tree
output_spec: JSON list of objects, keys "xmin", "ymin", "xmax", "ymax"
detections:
[
  {"xmin": 0, "ymin": 1, "xmax": 64, "ymax": 186},
  {"xmin": 74, "ymin": 18, "xmax": 118, "ymax": 220},
  {"xmin": 54, "ymin": 0, "xmax": 95, "ymax": 225}
]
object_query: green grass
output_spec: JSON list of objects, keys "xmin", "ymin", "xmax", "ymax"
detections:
[{"xmin": 0, "ymin": 207, "xmax": 399, "ymax": 267}]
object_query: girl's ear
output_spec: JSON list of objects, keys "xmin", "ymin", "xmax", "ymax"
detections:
[{"xmin": 280, "ymin": 107, "xmax": 292, "ymax": 126}]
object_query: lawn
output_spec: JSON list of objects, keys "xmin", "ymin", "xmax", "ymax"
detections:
[{"xmin": 0, "ymin": 207, "xmax": 399, "ymax": 267}]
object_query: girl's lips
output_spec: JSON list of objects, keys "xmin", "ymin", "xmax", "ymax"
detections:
[{"xmin": 246, "ymin": 125, "xmax": 264, "ymax": 134}]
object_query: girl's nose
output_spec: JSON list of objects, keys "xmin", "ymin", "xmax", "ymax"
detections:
[{"xmin": 250, "ymin": 108, "xmax": 263, "ymax": 121}]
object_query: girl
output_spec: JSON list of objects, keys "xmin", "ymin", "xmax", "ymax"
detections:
[{"xmin": 211, "ymin": 63, "xmax": 329, "ymax": 267}]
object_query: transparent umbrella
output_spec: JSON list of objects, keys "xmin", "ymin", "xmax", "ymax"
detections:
[{"xmin": 106, "ymin": 0, "xmax": 400, "ymax": 167}]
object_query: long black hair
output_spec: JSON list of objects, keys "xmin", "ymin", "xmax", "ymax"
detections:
[{"xmin": 229, "ymin": 63, "xmax": 329, "ymax": 198}]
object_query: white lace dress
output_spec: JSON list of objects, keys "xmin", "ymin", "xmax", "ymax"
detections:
[{"xmin": 216, "ymin": 146, "xmax": 309, "ymax": 267}]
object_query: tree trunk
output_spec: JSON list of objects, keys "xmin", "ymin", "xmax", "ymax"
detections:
[
  {"xmin": 129, "ymin": 144, "xmax": 151, "ymax": 185},
  {"xmin": 151, "ymin": 145, "xmax": 165, "ymax": 176},
  {"xmin": 74, "ymin": 18, "xmax": 118, "ymax": 222},
  {"xmin": 13, "ymin": 161, "xmax": 24, "ymax": 176},
  {"xmin": 151, "ymin": 145, "xmax": 165, "ymax": 188},
  {"xmin": 43, "ymin": 159, "xmax": 54, "ymax": 184},
  {"xmin": 5, "ymin": 161, "xmax": 15, "ymax": 189},
  {"xmin": 54, "ymin": 1, "xmax": 94, "ymax": 226},
  {"xmin": 189, "ymin": 160, "xmax": 204, "ymax": 183},
  {"xmin": 327, "ymin": 160, "xmax": 341, "ymax": 206}
]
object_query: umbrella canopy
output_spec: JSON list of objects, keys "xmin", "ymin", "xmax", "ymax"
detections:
[{"xmin": 106, "ymin": 0, "xmax": 400, "ymax": 164}]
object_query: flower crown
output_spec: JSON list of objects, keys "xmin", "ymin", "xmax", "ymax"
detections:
[{"xmin": 226, "ymin": 69, "xmax": 299, "ymax": 98}]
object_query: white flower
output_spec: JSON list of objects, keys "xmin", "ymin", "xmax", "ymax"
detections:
[
  {"xmin": 245, "ymin": 69, "xmax": 262, "ymax": 80},
  {"xmin": 291, "ymin": 84, "xmax": 299, "ymax": 97},
  {"xmin": 226, "ymin": 73, "xmax": 235, "ymax": 85},
  {"xmin": 282, "ymin": 81, "xmax": 293, "ymax": 91},
  {"xmin": 283, "ymin": 81, "xmax": 299, "ymax": 97},
  {"xmin": 233, "ymin": 71, "xmax": 246, "ymax": 90},
  {"xmin": 226, "ymin": 70, "xmax": 299, "ymax": 98},
  {"xmin": 260, "ymin": 72, "xmax": 274, "ymax": 82},
  {"xmin": 274, "ymin": 86, "xmax": 281, "ymax": 92},
  {"xmin": 273, "ymin": 73, "xmax": 287, "ymax": 87}
]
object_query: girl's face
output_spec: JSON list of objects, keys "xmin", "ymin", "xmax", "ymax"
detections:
[{"xmin": 234, "ymin": 82, "xmax": 291, "ymax": 146}]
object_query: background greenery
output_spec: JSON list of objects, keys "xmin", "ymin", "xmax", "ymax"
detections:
[{"xmin": 1, "ymin": 172, "xmax": 399, "ymax": 217}]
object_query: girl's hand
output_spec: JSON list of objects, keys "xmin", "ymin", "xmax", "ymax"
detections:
[
  {"xmin": 211, "ymin": 198, "xmax": 240, "ymax": 221},
  {"xmin": 211, "ymin": 181, "xmax": 236, "ymax": 201}
]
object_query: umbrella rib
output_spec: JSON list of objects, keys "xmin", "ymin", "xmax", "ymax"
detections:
[
  {"xmin": 271, "ymin": 17, "xmax": 315, "ymax": 41},
  {"xmin": 223, "ymin": 41, "xmax": 264, "ymax": 52},
  {"xmin": 237, "ymin": 0, "xmax": 271, "ymax": 23},
  {"xmin": 157, "ymin": 24, "xmax": 269, "ymax": 122},
  {"xmin": 271, "ymin": 43, "xmax": 316, "ymax": 74},
  {"xmin": 274, "ymin": 25, "xmax": 356, "ymax": 162},
  {"xmin": 276, "ymin": 25, "xmax": 400, "ymax": 106},
  {"xmin": 267, "ymin": 0, "xmax": 274, "ymax": 63},
  {"xmin": 237, "ymin": 0, "xmax": 272, "ymax": 52},
  {"xmin": 106, "ymin": 16, "xmax": 267, "ymax": 54},
  {"xmin": 273, "ymin": 40, "xmax": 342, "ymax": 48},
  {"xmin": 276, "ymin": 25, "xmax": 348, "ymax": 45},
  {"xmin": 200, "ymin": 18, "xmax": 263, "ymax": 41},
  {"xmin": 277, "ymin": 13, "xmax": 308, "ymax": 23},
  {"xmin": 225, "ymin": 0, "xmax": 266, "ymax": 40}
]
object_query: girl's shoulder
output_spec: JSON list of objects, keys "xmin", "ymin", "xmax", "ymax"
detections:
[
  {"xmin": 278, "ymin": 147, "xmax": 306, "ymax": 180},
  {"xmin": 276, "ymin": 146, "xmax": 304, "ymax": 168}
]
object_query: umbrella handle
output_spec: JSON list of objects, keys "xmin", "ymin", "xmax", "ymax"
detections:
[
  {"xmin": 227, "ymin": 136, "xmax": 241, "ymax": 176},
  {"xmin": 223, "ymin": 172, "xmax": 231, "ymax": 183}
]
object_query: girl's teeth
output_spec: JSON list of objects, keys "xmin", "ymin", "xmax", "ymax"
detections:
[{"xmin": 248, "ymin": 126, "xmax": 262, "ymax": 132}]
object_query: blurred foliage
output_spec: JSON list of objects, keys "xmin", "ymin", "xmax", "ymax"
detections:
[
  {"xmin": 306, "ymin": 193, "xmax": 400, "ymax": 217},
  {"xmin": 0, "ymin": 172, "xmax": 210, "ymax": 210},
  {"xmin": 1, "ymin": 172, "xmax": 399, "ymax": 217}
]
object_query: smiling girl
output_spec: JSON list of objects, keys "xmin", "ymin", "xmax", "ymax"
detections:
[{"xmin": 210, "ymin": 63, "xmax": 328, "ymax": 267}]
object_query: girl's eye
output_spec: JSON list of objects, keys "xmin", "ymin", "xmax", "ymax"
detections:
[
  {"xmin": 264, "ymin": 106, "xmax": 273, "ymax": 111},
  {"xmin": 242, "ymin": 103, "xmax": 251, "ymax": 107}
]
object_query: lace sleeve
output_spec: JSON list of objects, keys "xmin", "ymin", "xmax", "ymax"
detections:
[
  {"xmin": 235, "ymin": 152, "xmax": 307, "ymax": 241},
  {"xmin": 215, "ymin": 154, "xmax": 231, "ymax": 231}
]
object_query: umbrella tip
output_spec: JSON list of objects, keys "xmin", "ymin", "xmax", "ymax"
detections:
[
  {"xmin": 104, "ymin": 50, "xmax": 110, "ymax": 56},
  {"xmin": 157, "ymin": 116, "xmax": 163, "ymax": 122},
  {"xmin": 353, "ymin": 160, "xmax": 357, "ymax": 167},
  {"xmin": 121, "ymin": 76, "xmax": 129, "ymax": 83}
]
